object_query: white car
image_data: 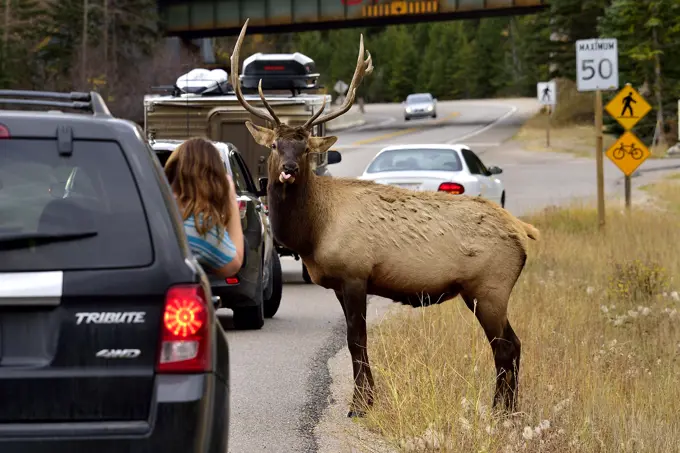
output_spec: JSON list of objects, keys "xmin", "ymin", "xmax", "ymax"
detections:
[{"xmin": 358, "ymin": 144, "xmax": 506, "ymax": 208}]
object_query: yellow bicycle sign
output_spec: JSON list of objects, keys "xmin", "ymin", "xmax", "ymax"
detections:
[
  {"xmin": 611, "ymin": 142, "xmax": 644, "ymax": 160},
  {"xmin": 605, "ymin": 131, "xmax": 650, "ymax": 176}
]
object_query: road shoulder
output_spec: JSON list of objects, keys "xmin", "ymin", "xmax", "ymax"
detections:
[{"xmin": 313, "ymin": 297, "xmax": 398, "ymax": 453}]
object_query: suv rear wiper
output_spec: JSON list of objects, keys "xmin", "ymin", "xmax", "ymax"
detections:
[{"xmin": 0, "ymin": 231, "xmax": 98, "ymax": 248}]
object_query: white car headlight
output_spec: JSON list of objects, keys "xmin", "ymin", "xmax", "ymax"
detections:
[
  {"xmin": 405, "ymin": 107, "xmax": 412, "ymax": 113},
  {"xmin": 427, "ymin": 105, "xmax": 433, "ymax": 111}
]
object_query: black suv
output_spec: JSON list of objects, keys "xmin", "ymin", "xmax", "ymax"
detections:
[
  {"xmin": 151, "ymin": 139, "xmax": 282, "ymax": 330},
  {"xmin": 0, "ymin": 90, "xmax": 229, "ymax": 452}
]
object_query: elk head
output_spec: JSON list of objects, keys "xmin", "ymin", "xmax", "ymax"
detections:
[{"xmin": 230, "ymin": 19, "xmax": 373, "ymax": 185}]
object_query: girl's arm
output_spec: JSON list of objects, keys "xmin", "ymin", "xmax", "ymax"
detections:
[{"xmin": 213, "ymin": 175, "xmax": 245, "ymax": 277}]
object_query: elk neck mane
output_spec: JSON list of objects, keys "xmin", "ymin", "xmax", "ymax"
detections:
[{"xmin": 265, "ymin": 149, "xmax": 332, "ymax": 257}]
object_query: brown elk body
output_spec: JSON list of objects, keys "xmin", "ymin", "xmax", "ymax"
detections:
[{"xmin": 230, "ymin": 19, "xmax": 539, "ymax": 417}]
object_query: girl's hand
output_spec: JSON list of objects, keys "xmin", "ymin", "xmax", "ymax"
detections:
[
  {"xmin": 226, "ymin": 174, "xmax": 237, "ymax": 196},
  {"xmin": 226, "ymin": 174, "xmax": 240, "ymax": 217}
]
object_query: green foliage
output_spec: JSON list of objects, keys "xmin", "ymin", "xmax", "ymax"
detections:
[
  {"xmin": 291, "ymin": 17, "xmax": 542, "ymax": 103},
  {"xmin": 598, "ymin": 0, "xmax": 680, "ymax": 142},
  {"xmin": 3, "ymin": 0, "xmax": 680, "ymax": 137},
  {"xmin": 1, "ymin": 0, "xmax": 160, "ymax": 96}
]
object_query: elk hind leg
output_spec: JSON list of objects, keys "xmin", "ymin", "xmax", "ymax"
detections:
[{"xmin": 462, "ymin": 291, "xmax": 521, "ymax": 412}]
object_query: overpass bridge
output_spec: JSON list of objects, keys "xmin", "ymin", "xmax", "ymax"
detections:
[{"xmin": 159, "ymin": 0, "xmax": 547, "ymax": 39}]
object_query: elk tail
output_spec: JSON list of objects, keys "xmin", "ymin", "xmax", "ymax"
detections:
[{"xmin": 519, "ymin": 220, "xmax": 540, "ymax": 241}]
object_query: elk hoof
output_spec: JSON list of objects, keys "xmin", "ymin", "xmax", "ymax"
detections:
[{"xmin": 347, "ymin": 409, "xmax": 366, "ymax": 418}]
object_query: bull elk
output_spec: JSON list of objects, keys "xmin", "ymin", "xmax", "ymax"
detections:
[{"xmin": 230, "ymin": 19, "xmax": 539, "ymax": 417}]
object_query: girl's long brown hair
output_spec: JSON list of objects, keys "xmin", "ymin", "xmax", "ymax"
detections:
[{"xmin": 164, "ymin": 137, "xmax": 232, "ymax": 237}]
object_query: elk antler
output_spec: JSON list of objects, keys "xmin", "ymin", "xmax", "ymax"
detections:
[
  {"xmin": 307, "ymin": 34, "xmax": 373, "ymax": 129},
  {"xmin": 231, "ymin": 19, "xmax": 281, "ymax": 126},
  {"xmin": 301, "ymin": 96, "xmax": 327, "ymax": 129}
]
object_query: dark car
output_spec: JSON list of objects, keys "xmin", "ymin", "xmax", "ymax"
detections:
[
  {"xmin": 151, "ymin": 139, "xmax": 282, "ymax": 330},
  {"xmin": 0, "ymin": 90, "xmax": 229, "ymax": 452}
]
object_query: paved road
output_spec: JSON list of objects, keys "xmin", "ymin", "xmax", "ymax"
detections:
[{"xmin": 221, "ymin": 98, "xmax": 680, "ymax": 453}]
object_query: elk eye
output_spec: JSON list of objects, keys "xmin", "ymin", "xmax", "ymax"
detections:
[{"xmin": 271, "ymin": 143, "xmax": 277, "ymax": 150}]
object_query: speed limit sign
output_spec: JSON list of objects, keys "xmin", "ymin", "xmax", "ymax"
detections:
[{"xmin": 575, "ymin": 38, "xmax": 619, "ymax": 92}]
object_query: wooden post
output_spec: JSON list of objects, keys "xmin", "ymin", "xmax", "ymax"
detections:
[
  {"xmin": 624, "ymin": 175, "xmax": 631, "ymax": 209},
  {"xmin": 546, "ymin": 106, "xmax": 551, "ymax": 147},
  {"xmin": 595, "ymin": 89, "xmax": 605, "ymax": 229}
]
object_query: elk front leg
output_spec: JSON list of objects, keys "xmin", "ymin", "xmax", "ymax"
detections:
[{"xmin": 336, "ymin": 280, "xmax": 373, "ymax": 417}]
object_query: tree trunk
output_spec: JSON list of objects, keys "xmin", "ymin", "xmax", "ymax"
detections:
[
  {"xmin": 2, "ymin": 0, "xmax": 10, "ymax": 73},
  {"xmin": 652, "ymin": 26, "xmax": 667, "ymax": 147},
  {"xmin": 82, "ymin": 0, "xmax": 89, "ymax": 90},
  {"xmin": 104, "ymin": 0, "xmax": 109, "ymax": 98},
  {"xmin": 111, "ymin": 7, "xmax": 117, "ymax": 93},
  {"xmin": 509, "ymin": 17, "xmax": 521, "ymax": 82}
]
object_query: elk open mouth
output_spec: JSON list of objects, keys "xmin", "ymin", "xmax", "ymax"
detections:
[{"xmin": 279, "ymin": 171, "xmax": 296, "ymax": 184}]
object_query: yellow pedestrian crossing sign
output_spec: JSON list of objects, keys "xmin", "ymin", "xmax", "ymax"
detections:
[
  {"xmin": 605, "ymin": 131, "xmax": 650, "ymax": 176},
  {"xmin": 605, "ymin": 84, "xmax": 651, "ymax": 130}
]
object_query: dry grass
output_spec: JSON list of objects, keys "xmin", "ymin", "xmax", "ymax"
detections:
[
  {"xmin": 355, "ymin": 178, "xmax": 680, "ymax": 453},
  {"xmin": 512, "ymin": 113, "xmax": 617, "ymax": 158},
  {"xmin": 642, "ymin": 172, "xmax": 680, "ymax": 214}
]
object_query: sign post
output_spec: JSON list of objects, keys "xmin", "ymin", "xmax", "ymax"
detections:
[
  {"xmin": 537, "ymin": 81, "xmax": 556, "ymax": 147},
  {"xmin": 575, "ymin": 38, "xmax": 619, "ymax": 229},
  {"xmin": 333, "ymin": 80, "xmax": 348, "ymax": 106},
  {"xmin": 604, "ymin": 83, "xmax": 652, "ymax": 209}
]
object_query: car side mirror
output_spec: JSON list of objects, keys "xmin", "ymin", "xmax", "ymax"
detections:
[
  {"xmin": 328, "ymin": 150, "xmax": 342, "ymax": 165},
  {"xmin": 488, "ymin": 166, "xmax": 503, "ymax": 175},
  {"xmin": 257, "ymin": 177, "xmax": 268, "ymax": 197}
]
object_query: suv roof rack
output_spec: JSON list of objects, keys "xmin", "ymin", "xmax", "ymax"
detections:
[
  {"xmin": 148, "ymin": 82, "xmax": 324, "ymax": 99},
  {"xmin": 149, "ymin": 82, "xmax": 233, "ymax": 98},
  {"xmin": 0, "ymin": 90, "xmax": 112, "ymax": 116}
]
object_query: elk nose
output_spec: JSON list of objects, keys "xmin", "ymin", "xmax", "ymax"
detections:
[{"xmin": 283, "ymin": 163, "xmax": 299, "ymax": 174}]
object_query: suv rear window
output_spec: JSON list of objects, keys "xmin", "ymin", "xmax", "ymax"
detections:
[{"xmin": 0, "ymin": 139, "xmax": 153, "ymax": 271}]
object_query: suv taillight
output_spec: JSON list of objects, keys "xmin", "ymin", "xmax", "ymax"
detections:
[
  {"xmin": 0, "ymin": 124, "xmax": 9, "ymax": 139},
  {"xmin": 156, "ymin": 285, "xmax": 211, "ymax": 373},
  {"xmin": 438, "ymin": 182, "xmax": 465, "ymax": 195},
  {"xmin": 238, "ymin": 200, "xmax": 247, "ymax": 219}
]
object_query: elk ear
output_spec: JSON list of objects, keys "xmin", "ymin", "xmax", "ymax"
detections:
[
  {"xmin": 308, "ymin": 135, "xmax": 338, "ymax": 154},
  {"xmin": 245, "ymin": 121, "xmax": 276, "ymax": 147}
]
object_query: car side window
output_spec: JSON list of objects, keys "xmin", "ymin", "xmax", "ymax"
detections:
[
  {"xmin": 228, "ymin": 154, "xmax": 248, "ymax": 195},
  {"xmin": 234, "ymin": 153, "xmax": 258, "ymax": 193},
  {"xmin": 462, "ymin": 149, "xmax": 481, "ymax": 175},
  {"xmin": 470, "ymin": 152, "xmax": 491, "ymax": 176}
]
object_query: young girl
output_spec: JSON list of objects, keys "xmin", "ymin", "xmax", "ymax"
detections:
[{"xmin": 164, "ymin": 137, "xmax": 244, "ymax": 278}]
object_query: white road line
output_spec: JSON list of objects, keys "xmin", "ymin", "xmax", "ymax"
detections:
[
  {"xmin": 334, "ymin": 144, "xmax": 385, "ymax": 149},
  {"xmin": 463, "ymin": 142, "xmax": 502, "ymax": 147},
  {"xmin": 446, "ymin": 104, "xmax": 518, "ymax": 143}
]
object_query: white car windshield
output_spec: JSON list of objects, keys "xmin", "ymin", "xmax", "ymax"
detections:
[
  {"xmin": 365, "ymin": 149, "xmax": 463, "ymax": 173},
  {"xmin": 406, "ymin": 94, "xmax": 432, "ymax": 104}
]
